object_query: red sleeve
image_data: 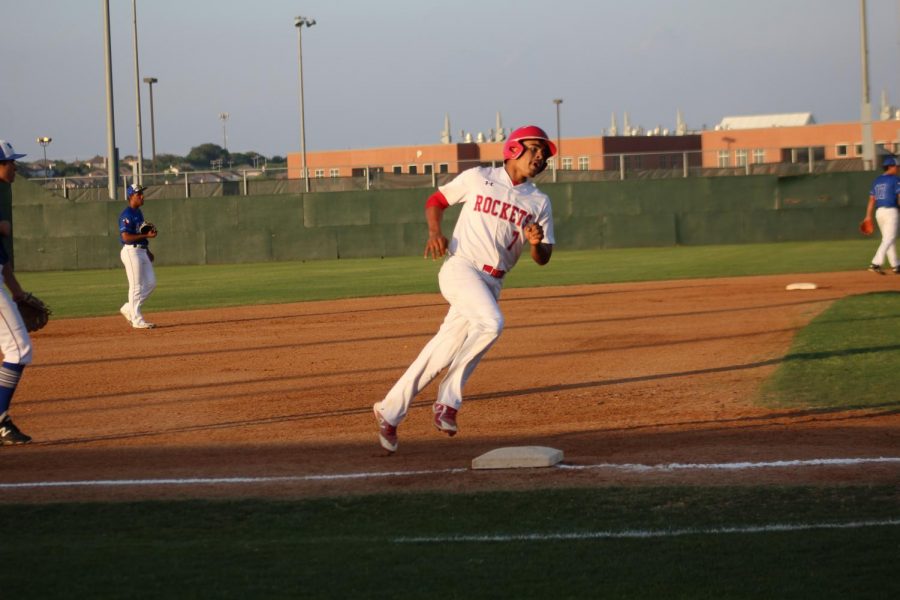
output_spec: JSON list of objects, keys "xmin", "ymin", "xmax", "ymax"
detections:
[{"xmin": 425, "ymin": 190, "xmax": 449, "ymax": 209}]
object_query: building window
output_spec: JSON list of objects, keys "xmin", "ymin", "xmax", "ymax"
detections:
[
  {"xmin": 561, "ymin": 157, "xmax": 573, "ymax": 170},
  {"xmin": 314, "ymin": 169, "xmax": 324, "ymax": 178},
  {"xmin": 408, "ymin": 165, "xmax": 418, "ymax": 175},
  {"xmin": 578, "ymin": 156, "xmax": 590, "ymax": 170},
  {"xmin": 735, "ymin": 149, "xmax": 748, "ymax": 167},
  {"xmin": 835, "ymin": 144, "xmax": 848, "ymax": 157},
  {"xmin": 439, "ymin": 163, "xmax": 449, "ymax": 174},
  {"xmin": 855, "ymin": 144, "xmax": 863, "ymax": 156},
  {"xmin": 424, "ymin": 164, "xmax": 433, "ymax": 175},
  {"xmin": 752, "ymin": 149, "xmax": 765, "ymax": 164},
  {"xmin": 329, "ymin": 168, "xmax": 339, "ymax": 178},
  {"xmin": 717, "ymin": 150, "xmax": 730, "ymax": 167},
  {"xmin": 392, "ymin": 165, "xmax": 402, "ymax": 174}
]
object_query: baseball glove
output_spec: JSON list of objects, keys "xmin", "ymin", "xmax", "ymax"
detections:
[
  {"xmin": 139, "ymin": 221, "xmax": 157, "ymax": 235},
  {"xmin": 16, "ymin": 293, "xmax": 52, "ymax": 332},
  {"xmin": 859, "ymin": 218, "xmax": 874, "ymax": 236}
]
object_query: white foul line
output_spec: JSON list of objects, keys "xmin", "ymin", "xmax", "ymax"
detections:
[
  {"xmin": 555, "ymin": 456, "xmax": 900, "ymax": 472},
  {"xmin": 1, "ymin": 456, "xmax": 897, "ymax": 491},
  {"xmin": 393, "ymin": 519, "xmax": 900, "ymax": 544},
  {"xmin": 0, "ymin": 468, "xmax": 468, "ymax": 490}
]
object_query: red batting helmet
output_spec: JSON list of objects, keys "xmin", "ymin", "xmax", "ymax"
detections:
[{"xmin": 503, "ymin": 125, "xmax": 557, "ymax": 160}]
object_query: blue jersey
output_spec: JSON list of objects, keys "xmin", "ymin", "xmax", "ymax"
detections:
[
  {"xmin": 869, "ymin": 174, "xmax": 900, "ymax": 209},
  {"xmin": 119, "ymin": 206, "xmax": 149, "ymax": 248},
  {"xmin": 0, "ymin": 208, "xmax": 9, "ymax": 266}
]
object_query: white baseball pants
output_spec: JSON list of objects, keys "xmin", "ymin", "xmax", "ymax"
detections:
[
  {"xmin": 120, "ymin": 245, "xmax": 156, "ymax": 326},
  {"xmin": 0, "ymin": 283, "xmax": 32, "ymax": 365},
  {"xmin": 872, "ymin": 207, "xmax": 899, "ymax": 268},
  {"xmin": 378, "ymin": 255, "xmax": 504, "ymax": 426}
]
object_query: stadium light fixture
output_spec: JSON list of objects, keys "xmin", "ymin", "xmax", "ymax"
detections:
[{"xmin": 36, "ymin": 136, "xmax": 52, "ymax": 176}]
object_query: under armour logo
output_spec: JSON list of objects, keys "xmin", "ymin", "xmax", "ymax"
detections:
[{"xmin": 484, "ymin": 180, "xmax": 493, "ymax": 186}]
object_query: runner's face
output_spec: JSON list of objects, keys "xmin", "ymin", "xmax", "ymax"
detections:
[{"xmin": 515, "ymin": 140, "xmax": 549, "ymax": 178}]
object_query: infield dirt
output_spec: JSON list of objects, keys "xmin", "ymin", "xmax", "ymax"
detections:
[{"xmin": 2, "ymin": 271, "xmax": 897, "ymax": 503}]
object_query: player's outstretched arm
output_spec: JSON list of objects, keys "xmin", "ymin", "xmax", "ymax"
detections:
[
  {"xmin": 424, "ymin": 198, "xmax": 448, "ymax": 260},
  {"xmin": 2, "ymin": 263, "xmax": 26, "ymax": 301}
]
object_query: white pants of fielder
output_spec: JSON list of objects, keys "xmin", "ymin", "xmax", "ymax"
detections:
[
  {"xmin": 378, "ymin": 255, "xmax": 504, "ymax": 426},
  {"xmin": 0, "ymin": 286, "xmax": 32, "ymax": 366},
  {"xmin": 120, "ymin": 245, "xmax": 156, "ymax": 326},
  {"xmin": 871, "ymin": 206, "xmax": 899, "ymax": 269}
]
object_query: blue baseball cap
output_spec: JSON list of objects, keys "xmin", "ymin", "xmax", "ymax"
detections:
[
  {"xmin": 127, "ymin": 184, "xmax": 147, "ymax": 198},
  {"xmin": 0, "ymin": 140, "xmax": 26, "ymax": 161},
  {"xmin": 883, "ymin": 155, "xmax": 898, "ymax": 167}
]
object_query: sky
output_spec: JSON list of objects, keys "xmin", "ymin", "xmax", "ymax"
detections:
[{"xmin": 2, "ymin": 0, "xmax": 899, "ymax": 162}]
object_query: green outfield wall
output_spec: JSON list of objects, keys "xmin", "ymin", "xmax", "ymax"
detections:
[{"xmin": 3, "ymin": 171, "xmax": 872, "ymax": 272}]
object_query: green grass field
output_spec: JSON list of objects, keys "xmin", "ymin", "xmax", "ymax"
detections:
[
  {"xmin": 5, "ymin": 240, "xmax": 899, "ymax": 598},
  {"xmin": 1, "ymin": 487, "xmax": 897, "ymax": 598},
  {"xmin": 17, "ymin": 239, "xmax": 883, "ymax": 318}
]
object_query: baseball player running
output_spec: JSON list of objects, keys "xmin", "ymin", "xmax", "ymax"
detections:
[
  {"xmin": 864, "ymin": 155, "xmax": 900, "ymax": 275},
  {"xmin": 119, "ymin": 184, "xmax": 158, "ymax": 328},
  {"xmin": 373, "ymin": 125, "xmax": 557, "ymax": 453},
  {"xmin": 0, "ymin": 140, "xmax": 35, "ymax": 444}
]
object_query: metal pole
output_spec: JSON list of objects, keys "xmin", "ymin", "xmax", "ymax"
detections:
[
  {"xmin": 132, "ymin": 0, "xmax": 144, "ymax": 184},
  {"xmin": 297, "ymin": 23, "xmax": 308, "ymax": 192},
  {"xmin": 144, "ymin": 77, "xmax": 158, "ymax": 174},
  {"xmin": 296, "ymin": 16, "xmax": 315, "ymax": 193},
  {"xmin": 37, "ymin": 140, "xmax": 49, "ymax": 172},
  {"xmin": 860, "ymin": 0, "xmax": 876, "ymax": 170},
  {"xmin": 553, "ymin": 98, "xmax": 563, "ymax": 173},
  {"xmin": 219, "ymin": 113, "xmax": 229, "ymax": 151},
  {"xmin": 102, "ymin": 0, "xmax": 118, "ymax": 200}
]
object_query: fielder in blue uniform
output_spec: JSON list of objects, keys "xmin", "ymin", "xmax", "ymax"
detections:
[
  {"xmin": 119, "ymin": 184, "xmax": 158, "ymax": 328},
  {"xmin": 864, "ymin": 155, "xmax": 900, "ymax": 275},
  {"xmin": 0, "ymin": 140, "xmax": 34, "ymax": 445}
]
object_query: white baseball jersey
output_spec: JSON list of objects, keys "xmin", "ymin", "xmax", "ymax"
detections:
[{"xmin": 439, "ymin": 166, "xmax": 554, "ymax": 274}]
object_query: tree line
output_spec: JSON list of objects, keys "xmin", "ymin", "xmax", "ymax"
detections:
[{"xmin": 29, "ymin": 143, "xmax": 286, "ymax": 177}]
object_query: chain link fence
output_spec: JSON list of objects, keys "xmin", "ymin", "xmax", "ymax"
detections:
[{"xmin": 26, "ymin": 149, "xmax": 868, "ymax": 200}]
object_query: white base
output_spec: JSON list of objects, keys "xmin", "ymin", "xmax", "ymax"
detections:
[
  {"xmin": 471, "ymin": 446, "xmax": 564, "ymax": 470},
  {"xmin": 785, "ymin": 282, "xmax": 818, "ymax": 290}
]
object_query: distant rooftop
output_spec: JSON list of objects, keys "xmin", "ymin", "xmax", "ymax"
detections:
[{"xmin": 715, "ymin": 112, "xmax": 815, "ymax": 130}]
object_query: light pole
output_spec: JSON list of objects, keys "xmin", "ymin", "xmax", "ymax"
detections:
[
  {"xmin": 102, "ymin": 0, "xmax": 118, "ymax": 200},
  {"xmin": 858, "ymin": 0, "xmax": 875, "ymax": 170},
  {"xmin": 143, "ymin": 77, "xmax": 158, "ymax": 174},
  {"xmin": 219, "ymin": 112, "xmax": 229, "ymax": 151},
  {"xmin": 553, "ymin": 98, "xmax": 563, "ymax": 173},
  {"xmin": 295, "ymin": 15, "xmax": 316, "ymax": 193},
  {"xmin": 36, "ymin": 136, "xmax": 52, "ymax": 176},
  {"xmin": 131, "ymin": 0, "xmax": 144, "ymax": 184}
]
